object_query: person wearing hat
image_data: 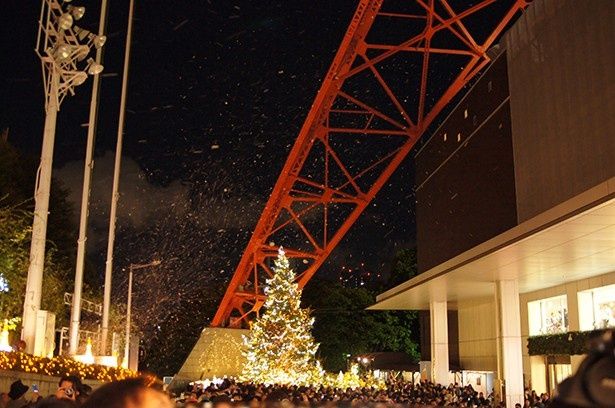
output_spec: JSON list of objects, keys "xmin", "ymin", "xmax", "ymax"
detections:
[{"xmin": 7, "ymin": 380, "xmax": 29, "ymax": 408}]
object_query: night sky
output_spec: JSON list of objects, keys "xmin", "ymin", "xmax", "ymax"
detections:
[{"xmin": 2, "ymin": 0, "xmax": 420, "ymax": 352}]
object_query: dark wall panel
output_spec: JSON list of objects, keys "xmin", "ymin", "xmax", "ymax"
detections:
[
  {"xmin": 505, "ymin": 0, "xmax": 615, "ymax": 222},
  {"xmin": 416, "ymin": 56, "xmax": 517, "ymax": 273}
]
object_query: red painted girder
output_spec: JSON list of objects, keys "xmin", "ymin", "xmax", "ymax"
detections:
[
  {"xmin": 212, "ymin": 0, "xmax": 384, "ymax": 327},
  {"xmin": 212, "ymin": 0, "xmax": 528, "ymax": 328}
]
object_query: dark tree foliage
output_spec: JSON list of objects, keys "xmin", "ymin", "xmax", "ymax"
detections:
[
  {"xmin": 387, "ymin": 247, "xmax": 418, "ymax": 288},
  {"xmin": 302, "ymin": 279, "xmax": 419, "ymax": 372},
  {"xmin": 0, "ymin": 136, "xmax": 78, "ymax": 325},
  {"xmin": 0, "ymin": 136, "xmax": 77, "ymax": 264},
  {"xmin": 0, "ymin": 204, "xmax": 32, "ymax": 316}
]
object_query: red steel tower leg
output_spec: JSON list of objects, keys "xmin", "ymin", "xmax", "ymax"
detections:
[{"xmin": 212, "ymin": 0, "xmax": 528, "ymax": 328}]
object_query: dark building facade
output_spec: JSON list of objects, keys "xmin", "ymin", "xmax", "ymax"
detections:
[
  {"xmin": 506, "ymin": 0, "xmax": 615, "ymax": 222},
  {"xmin": 415, "ymin": 0, "xmax": 615, "ymax": 273},
  {"xmin": 415, "ymin": 53, "xmax": 517, "ymax": 273},
  {"xmin": 375, "ymin": 0, "xmax": 615, "ymax": 401}
]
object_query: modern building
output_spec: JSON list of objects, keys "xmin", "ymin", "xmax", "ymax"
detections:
[{"xmin": 370, "ymin": 0, "xmax": 615, "ymax": 406}]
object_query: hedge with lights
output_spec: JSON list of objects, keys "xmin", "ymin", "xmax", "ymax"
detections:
[
  {"xmin": 527, "ymin": 329, "xmax": 607, "ymax": 356},
  {"xmin": 0, "ymin": 351, "xmax": 137, "ymax": 382}
]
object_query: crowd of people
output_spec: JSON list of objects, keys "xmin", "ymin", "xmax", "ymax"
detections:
[
  {"xmin": 174, "ymin": 378, "xmax": 552, "ymax": 408},
  {"xmin": 1, "ymin": 376, "xmax": 552, "ymax": 408},
  {"xmin": 0, "ymin": 376, "xmax": 172, "ymax": 408}
]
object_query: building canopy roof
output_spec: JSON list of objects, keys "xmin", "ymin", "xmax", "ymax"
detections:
[{"xmin": 371, "ymin": 180, "xmax": 615, "ymax": 311}]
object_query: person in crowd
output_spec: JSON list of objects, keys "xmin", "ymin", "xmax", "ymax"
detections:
[
  {"xmin": 168, "ymin": 378, "xmax": 555, "ymax": 408},
  {"xmin": 2, "ymin": 375, "xmax": 552, "ymax": 407},
  {"xmin": 7, "ymin": 380, "xmax": 29, "ymax": 408},
  {"xmin": 211, "ymin": 395, "xmax": 233, "ymax": 408},
  {"xmin": 0, "ymin": 392, "xmax": 10, "ymax": 408},
  {"xmin": 55, "ymin": 376, "xmax": 82, "ymax": 403},
  {"xmin": 32, "ymin": 376, "xmax": 83, "ymax": 408},
  {"xmin": 81, "ymin": 377, "xmax": 173, "ymax": 408},
  {"xmin": 75, "ymin": 384, "xmax": 91, "ymax": 406},
  {"xmin": 36, "ymin": 400, "xmax": 76, "ymax": 408},
  {"xmin": 183, "ymin": 392, "xmax": 200, "ymax": 408}
]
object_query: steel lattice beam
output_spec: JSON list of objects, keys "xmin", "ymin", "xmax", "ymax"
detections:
[{"xmin": 212, "ymin": 0, "xmax": 528, "ymax": 328}]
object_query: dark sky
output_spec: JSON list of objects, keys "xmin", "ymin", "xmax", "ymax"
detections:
[{"xmin": 1, "ymin": 0, "xmax": 418, "ymax": 339}]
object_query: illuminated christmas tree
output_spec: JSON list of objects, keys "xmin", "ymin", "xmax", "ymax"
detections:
[{"xmin": 241, "ymin": 248, "xmax": 323, "ymax": 385}]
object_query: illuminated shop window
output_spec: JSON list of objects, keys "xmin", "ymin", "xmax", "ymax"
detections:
[
  {"xmin": 578, "ymin": 284, "xmax": 615, "ymax": 331},
  {"xmin": 528, "ymin": 295, "xmax": 568, "ymax": 335}
]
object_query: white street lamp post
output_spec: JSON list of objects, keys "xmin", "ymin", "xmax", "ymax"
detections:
[
  {"xmin": 123, "ymin": 264, "xmax": 134, "ymax": 369},
  {"xmin": 70, "ymin": 0, "xmax": 109, "ymax": 357},
  {"xmin": 123, "ymin": 260, "xmax": 160, "ymax": 369},
  {"xmin": 103, "ymin": 0, "xmax": 136, "ymax": 357},
  {"xmin": 22, "ymin": 71, "xmax": 59, "ymax": 354},
  {"xmin": 24, "ymin": 0, "xmax": 105, "ymax": 355}
]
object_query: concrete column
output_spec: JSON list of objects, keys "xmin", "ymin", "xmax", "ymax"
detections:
[
  {"xmin": 565, "ymin": 284, "xmax": 579, "ymax": 332},
  {"xmin": 529, "ymin": 355, "xmax": 547, "ymax": 394},
  {"xmin": 495, "ymin": 280, "xmax": 524, "ymax": 407},
  {"xmin": 430, "ymin": 299, "xmax": 449, "ymax": 385},
  {"xmin": 570, "ymin": 355, "xmax": 585, "ymax": 375}
]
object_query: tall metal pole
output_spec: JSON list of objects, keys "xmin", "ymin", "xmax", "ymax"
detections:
[
  {"xmin": 22, "ymin": 68, "xmax": 59, "ymax": 355},
  {"xmin": 123, "ymin": 264, "xmax": 133, "ymax": 369},
  {"xmin": 103, "ymin": 0, "xmax": 136, "ymax": 356},
  {"xmin": 121, "ymin": 259, "xmax": 158, "ymax": 369},
  {"xmin": 26, "ymin": 0, "xmax": 106, "ymax": 355},
  {"xmin": 69, "ymin": 0, "xmax": 110, "ymax": 357}
]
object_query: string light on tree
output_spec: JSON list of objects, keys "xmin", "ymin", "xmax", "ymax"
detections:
[
  {"xmin": 0, "ymin": 274, "xmax": 12, "ymax": 352},
  {"xmin": 0, "ymin": 274, "xmax": 9, "ymax": 293},
  {"xmin": 241, "ymin": 247, "xmax": 324, "ymax": 385}
]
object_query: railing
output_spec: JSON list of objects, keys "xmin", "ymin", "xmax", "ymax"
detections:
[
  {"xmin": 63, "ymin": 292, "xmax": 102, "ymax": 316},
  {"xmin": 57, "ymin": 327, "xmax": 121, "ymax": 356}
]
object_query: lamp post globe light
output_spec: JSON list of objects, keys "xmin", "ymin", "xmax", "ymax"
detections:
[{"xmin": 23, "ymin": 0, "xmax": 105, "ymax": 355}]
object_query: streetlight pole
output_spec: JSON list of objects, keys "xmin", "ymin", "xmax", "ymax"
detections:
[
  {"xmin": 123, "ymin": 264, "xmax": 134, "ymax": 369},
  {"xmin": 22, "ymin": 68, "xmax": 59, "ymax": 354},
  {"xmin": 25, "ymin": 0, "xmax": 105, "ymax": 355},
  {"xmin": 123, "ymin": 260, "xmax": 160, "ymax": 369},
  {"xmin": 103, "ymin": 0, "xmax": 136, "ymax": 357},
  {"xmin": 69, "ymin": 0, "xmax": 109, "ymax": 357}
]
